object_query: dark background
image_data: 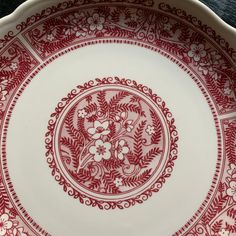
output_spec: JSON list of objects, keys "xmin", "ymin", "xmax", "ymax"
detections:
[{"xmin": 0, "ymin": 0, "xmax": 236, "ymax": 28}]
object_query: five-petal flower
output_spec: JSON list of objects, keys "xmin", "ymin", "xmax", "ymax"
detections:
[
  {"xmin": 146, "ymin": 125, "xmax": 155, "ymax": 135},
  {"xmin": 10, "ymin": 62, "xmax": 18, "ymax": 71},
  {"xmin": 89, "ymin": 139, "xmax": 111, "ymax": 162},
  {"xmin": 78, "ymin": 109, "xmax": 88, "ymax": 118},
  {"xmin": 114, "ymin": 177, "xmax": 123, "ymax": 187},
  {"xmin": 188, "ymin": 44, "xmax": 206, "ymax": 62},
  {"xmin": 47, "ymin": 34, "xmax": 55, "ymax": 42},
  {"xmin": 87, "ymin": 13, "xmax": 105, "ymax": 31},
  {"xmin": 88, "ymin": 120, "xmax": 110, "ymax": 139},
  {"xmin": 0, "ymin": 214, "xmax": 12, "ymax": 236},
  {"xmin": 224, "ymin": 87, "xmax": 232, "ymax": 96}
]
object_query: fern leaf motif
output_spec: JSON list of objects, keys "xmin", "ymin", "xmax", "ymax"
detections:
[{"xmin": 133, "ymin": 120, "xmax": 147, "ymax": 164}]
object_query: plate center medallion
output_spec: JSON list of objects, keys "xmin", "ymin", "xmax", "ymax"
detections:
[{"xmin": 45, "ymin": 77, "xmax": 178, "ymax": 209}]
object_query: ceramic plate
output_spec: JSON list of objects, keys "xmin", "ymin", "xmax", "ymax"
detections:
[{"xmin": 0, "ymin": 0, "xmax": 235, "ymax": 235}]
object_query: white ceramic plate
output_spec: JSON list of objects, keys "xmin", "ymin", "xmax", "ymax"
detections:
[{"xmin": 0, "ymin": 0, "xmax": 235, "ymax": 235}]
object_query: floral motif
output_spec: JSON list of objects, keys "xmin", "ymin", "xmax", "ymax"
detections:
[
  {"xmin": 114, "ymin": 178, "xmax": 123, "ymax": 187},
  {"xmin": 0, "ymin": 40, "xmax": 39, "ymax": 236},
  {"xmin": 0, "ymin": 0, "xmax": 235, "ymax": 232},
  {"xmin": 0, "ymin": 40, "xmax": 38, "ymax": 104},
  {"xmin": 115, "ymin": 111, "xmax": 126, "ymax": 121},
  {"xmin": 226, "ymin": 181, "xmax": 236, "ymax": 201},
  {"xmin": 188, "ymin": 44, "xmax": 207, "ymax": 62},
  {"xmin": 57, "ymin": 87, "xmax": 165, "ymax": 195},
  {"xmin": 124, "ymin": 120, "xmax": 134, "ymax": 132},
  {"xmin": 187, "ymin": 119, "xmax": 236, "ymax": 236},
  {"xmin": 88, "ymin": 120, "xmax": 110, "ymax": 139},
  {"xmin": 198, "ymin": 62, "xmax": 212, "ymax": 76},
  {"xmin": 227, "ymin": 164, "xmax": 236, "ymax": 178},
  {"xmin": 146, "ymin": 125, "xmax": 155, "ymax": 135},
  {"xmin": 46, "ymin": 78, "xmax": 177, "ymax": 210},
  {"xmin": 46, "ymin": 34, "xmax": 55, "ymax": 41},
  {"xmin": 224, "ymin": 87, "xmax": 232, "ymax": 96},
  {"xmin": 9, "ymin": 62, "xmax": 18, "ymax": 71},
  {"xmin": 23, "ymin": 4, "xmax": 236, "ymax": 115},
  {"xmin": 0, "ymin": 214, "xmax": 12, "ymax": 236},
  {"xmin": 198, "ymin": 50, "xmax": 223, "ymax": 77},
  {"xmin": 89, "ymin": 139, "xmax": 111, "ymax": 162},
  {"xmin": 163, "ymin": 22, "xmax": 172, "ymax": 31},
  {"xmin": 210, "ymin": 50, "xmax": 221, "ymax": 64},
  {"xmin": 87, "ymin": 13, "xmax": 105, "ymax": 31},
  {"xmin": 64, "ymin": 12, "xmax": 85, "ymax": 24},
  {"xmin": 75, "ymin": 29, "xmax": 87, "ymax": 37},
  {"xmin": 13, "ymin": 227, "xmax": 27, "ymax": 236},
  {"xmin": 64, "ymin": 12, "xmax": 87, "ymax": 37},
  {"xmin": 78, "ymin": 109, "xmax": 88, "ymax": 118},
  {"xmin": 114, "ymin": 140, "xmax": 129, "ymax": 160}
]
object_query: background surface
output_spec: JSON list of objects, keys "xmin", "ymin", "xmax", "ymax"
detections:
[{"xmin": 0, "ymin": 0, "xmax": 236, "ymax": 28}]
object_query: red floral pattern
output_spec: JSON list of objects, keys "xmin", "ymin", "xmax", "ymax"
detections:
[
  {"xmin": 0, "ymin": 40, "xmax": 38, "ymax": 235},
  {"xmin": 0, "ymin": 40, "xmax": 38, "ymax": 118},
  {"xmin": 45, "ymin": 77, "xmax": 178, "ymax": 208},
  {"xmin": 0, "ymin": 1, "xmax": 235, "ymax": 235},
  {"xmin": 0, "ymin": 173, "xmax": 33, "ymax": 236},
  {"xmin": 23, "ymin": 5, "xmax": 236, "ymax": 114},
  {"xmin": 59, "ymin": 88, "xmax": 165, "ymax": 195},
  {"xmin": 184, "ymin": 118, "xmax": 236, "ymax": 236},
  {"xmin": 0, "ymin": 0, "xmax": 154, "ymax": 50}
]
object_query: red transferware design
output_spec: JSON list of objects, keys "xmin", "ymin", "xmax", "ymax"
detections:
[
  {"xmin": 23, "ymin": 4, "xmax": 236, "ymax": 114},
  {"xmin": 45, "ymin": 78, "xmax": 178, "ymax": 209},
  {"xmin": 0, "ymin": 0, "xmax": 235, "ymax": 235}
]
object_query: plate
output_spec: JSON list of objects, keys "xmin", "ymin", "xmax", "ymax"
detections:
[{"xmin": 0, "ymin": 0, "xmax": 235, "ymax": 235}]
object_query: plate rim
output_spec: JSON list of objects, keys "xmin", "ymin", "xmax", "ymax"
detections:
[{"xmin": 0, "ymin": 1, "xmax": 235, "ymax": 236}]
